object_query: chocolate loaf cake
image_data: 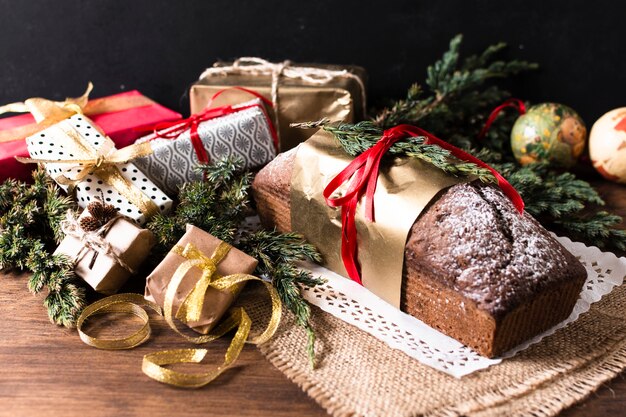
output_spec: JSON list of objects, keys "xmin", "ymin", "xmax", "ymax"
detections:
[{"xmin": 253, "ymin": 148, "xmax": 587, "ymax": 358}]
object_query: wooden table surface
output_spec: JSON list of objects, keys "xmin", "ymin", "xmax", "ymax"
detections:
[{"xmin": 0, "ymin": 181, "xmax": 624, "ymax": 417}]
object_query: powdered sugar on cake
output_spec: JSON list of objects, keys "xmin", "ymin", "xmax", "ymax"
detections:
[{"xmin": 407, "ymin": 182, "xmax": 583, "ymax": 318}]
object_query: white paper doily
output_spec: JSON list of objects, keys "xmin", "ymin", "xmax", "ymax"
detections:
[{"xmin": 298, "ymin": 235, "xmax": 626, "ymax": 378}]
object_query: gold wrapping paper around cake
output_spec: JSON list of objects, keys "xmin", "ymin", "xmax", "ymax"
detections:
[
  {"xmin": 290, "ymin": 130, "xmax": 469, "ymax": 308},
  {"xmin": 144, "ymin": 224, "xmax": 258, "ymax": 334},
  {"xmin": 190, "ymin": 61, "xmax": 366, "ymax": 152}
]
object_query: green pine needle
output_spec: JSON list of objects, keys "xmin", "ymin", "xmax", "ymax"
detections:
[
  {"xmin": 555, "ymin": 212, "xmax": 626, "ymax": 251},
  {"xmin": 319, "ymin": 121, "xmax": 496, "ymax": 184},
  {"xmin": 0, "ymin": 168, "xmax": 81, "ymax": 325},
  {"xmin": 147, "ymin": 157, "xmax": 324, "ymax": 365}
]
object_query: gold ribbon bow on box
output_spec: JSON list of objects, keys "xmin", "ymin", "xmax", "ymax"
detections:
[
  {"xmin": 77, "ymin": 241, "xmax": 282, "ymax": 388},
  {"xmin": 0, "ymin": 83, "xmax": 155, "ymax": 144},
  {"xmin": 2, "ymin": 83, "xmax": 159, "ymax": 218}
]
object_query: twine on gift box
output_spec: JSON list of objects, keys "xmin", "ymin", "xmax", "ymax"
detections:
[
  {"xmin": 60, "ymin": 209, "xmax": 136, "ymax": 274},
  {"xmin": 199, "ymin": 57, "xmax": 368, "ymax": 136}
]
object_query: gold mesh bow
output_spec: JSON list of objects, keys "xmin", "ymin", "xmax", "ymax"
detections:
[
  {"xmin": 0, "ymin": 83, "xmax": 159, "ymax": 217},
  {"xmin": 0, "ymin": 83, "xmax": 155, "ymax": 143},
  {"xmin": 0, "ymin": 83, "xmax": 93, "ymax": 143},
  {"xmin": 13, "ymin": 108, "xmax": 157, "ymax": 217}
]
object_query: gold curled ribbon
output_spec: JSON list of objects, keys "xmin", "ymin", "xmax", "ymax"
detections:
[
  {"xmin": 15, "ymin": 121, "xmax": 159, "ymax": 218},
  {"xmin": 76, "ymin": 241, "xmax": 282, "ymax": 389},
  {"xmin": 77, "ymin": 293, "xmax": 162, "ymax": 350},
  {"xmin": 142, "ymin": 307, "xmax": 252, "ymax": 388}
]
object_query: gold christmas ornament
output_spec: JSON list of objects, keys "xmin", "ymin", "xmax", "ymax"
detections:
[{"xmin": 511, "ymin": 103, "xmax": 587, "ymax": 167}]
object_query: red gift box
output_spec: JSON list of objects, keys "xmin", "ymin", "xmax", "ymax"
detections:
[{"xmin": 0, "ymin": 90, "xmax": 182, "ymax": 182}]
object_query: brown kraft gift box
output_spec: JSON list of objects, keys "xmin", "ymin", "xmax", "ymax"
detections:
[
  {"xmin": 144, "ymin": 224, "xmax": 258, "ymax": 334},
  {"xmin": 190, "ymin": 58, "xmax": 367, "ymax": 152},
  {"xmin": 54, "ymin": 212, "xmax": 156, "ymax": 295}
]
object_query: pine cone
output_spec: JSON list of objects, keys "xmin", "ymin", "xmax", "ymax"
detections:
[
  {"xmin": 79, "ymin": 216, "xmax": 102, "ymax": 232},
  {"xmin": 87, "ymin": 200, "xmax": 118, "ymax": 224},
  {"xmin": 80, "ymin": 200, "xmax": 119, "ymax": 231}
]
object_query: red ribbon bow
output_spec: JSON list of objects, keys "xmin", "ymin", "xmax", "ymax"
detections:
[
  {"xmin": 478, "ymin": 98, "xmax": 526, "ymax": 140},
  {"xmin": 324, "ymin": 124, "xmax": 525, "ymax": 285},
  {"xmin": 149, "ymin": 86, "xmax": 278, "ymax": 165}
]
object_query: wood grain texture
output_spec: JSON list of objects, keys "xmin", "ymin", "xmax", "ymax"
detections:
[
  {"xmin": 0, "ymin": 272, "xmax": 326, "ymax": 417},
  {"xmin": 0, "ymin": 182, "xmax": 624, "ymax": 417}
]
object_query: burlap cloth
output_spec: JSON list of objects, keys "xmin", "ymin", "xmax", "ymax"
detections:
[{"xmin": 242, "ymin": 280, "xmax": 626, "ymax": 417}]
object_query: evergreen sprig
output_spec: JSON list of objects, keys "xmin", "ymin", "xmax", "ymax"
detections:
[
  {"xmin": 0, "ymin": 168, "xmax": 84, "ymax": 326},
  {"xmin": 147, "ymin": 158, "xmax": 323, "ymax": 365},
  {"xmin": 489, "ymin": 161, "xmax": 626, "ymax": 249},
  {"xmin": 375, "ymin": 35, "xmax": 538, "ymax": 129},
  {"xmin": 147, "ymin": 158, "xmax": 253, "ymax": 248},
  {"xmin": 555, "ymin": 212, "xmax": 626, "ymax": 250},
  {"xmin": 321, "ymin": 121, "xmax": 496, "ymax": 183},
  {"xmin": 328, "ymin": 34, "xmax": 624, "ymax": 251},
  {"xmin": 238, "ymin": 230, "xmax": 323, "ymax": 365}
]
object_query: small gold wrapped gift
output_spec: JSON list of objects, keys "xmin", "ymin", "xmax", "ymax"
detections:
[
  {"xmin": 54, "ymin": 202, "xmax": 156, "ymax": 294},
  {"xmin": 144, "ymin": 224, "xmax": 258, "ymax": 334},
  {"xmin": 190, "ymin": 57, "xmax": 367, "ymax": 152}
]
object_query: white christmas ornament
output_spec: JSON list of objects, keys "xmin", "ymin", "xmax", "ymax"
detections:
[{"xmin": 589, "ymin": 107, "xmax": 626, "ymax": 183}]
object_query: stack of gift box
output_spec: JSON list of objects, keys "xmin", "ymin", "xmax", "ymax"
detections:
[{"xmin": 0, "ymin": 59, "xmax": 367, "ymax": 382}]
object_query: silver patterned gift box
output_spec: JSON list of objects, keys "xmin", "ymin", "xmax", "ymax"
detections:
[
  {"xmin": 133, "ymin": 99, "xmax": 277, "ymax": 196},
  {"xmin": 24, "ymin": 114, "xmax": 173, "ymax": 225}
]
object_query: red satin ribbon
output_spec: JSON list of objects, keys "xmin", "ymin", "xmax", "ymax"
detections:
[
  {"xmin": 149, "ymin": 86, "xmax": 279, "ymax": 164},
  {"xmin": 209, "ymin": 86, "xmax": 274, "ymax": 109},
  {"xmin": 324, "ymin": 124, "xmax": 525, "ymax": 285},
  {"xmin": 151, "ymin": 104, "xmax": 257, "ymax": 164},
  {"xmin": 207, "ymin": 86, "xmax": 279, "ymax": 151},
  {"xmin": 478, "ymin": 98, "xmax": 526, "ymax": 140}
]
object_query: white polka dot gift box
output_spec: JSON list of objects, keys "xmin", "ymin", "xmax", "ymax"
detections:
[
  {"xmin": 133, "ymin": 99, "xmax": 278, "ymax": 196},
  {"xmin": 23, "ymin": 114, "xmax": 173, "ymax": 225}
]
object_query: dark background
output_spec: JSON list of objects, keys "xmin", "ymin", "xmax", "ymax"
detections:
[{"xmin": 0, "ymin": 0, "xmax": 624, "ymax": 125}]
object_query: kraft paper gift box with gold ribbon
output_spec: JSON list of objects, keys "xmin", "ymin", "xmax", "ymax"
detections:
[
  {"xmin": 54, "ymin": 204, "xmax": 156, "ymax": 294},
  {"xmin": 17, "ymin": 100, "xmax": 174, "ymax": 224},
  {"xmin": 133, "ymin": 98, "xmax": 278, "ymax": 196},
  {"xmin": 0, "ymin": 84, "xmax": 181, "ymax": 182},
  {"xmin": 144, "ymin": 224, "xmax": 258, "ymax": 334},
  {"xmin": 75, "ymin": 223, "xmax": 281, "ymax": 388},
  {"xmin": 190, "ymin": 57, "xmax": 367, "ymax": 152}
]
